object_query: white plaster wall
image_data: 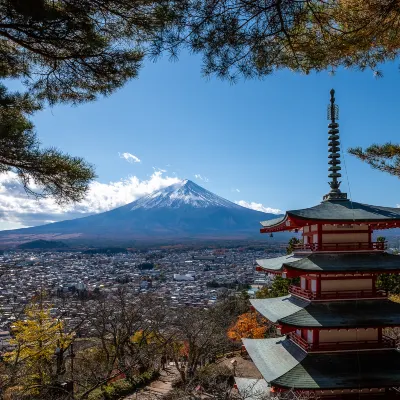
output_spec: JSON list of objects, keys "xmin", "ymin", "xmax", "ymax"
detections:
[
  {"xmin": 320, "ymin": 278, "xmax": 372, "ymax": 292},
  {"xmin": 322, "ymin": 225, "xmax": 368, "ymax": 231},
  {"xmin": 319, "ymin": 328, "xmax": 378, "ymax": 342},
  {"xmin": 301, "ymin": 277, "xmax": 306, "ymax": 289},
  {"xmin": 322, "ymin": 233, "xmax": 369, "ymax": 243}
]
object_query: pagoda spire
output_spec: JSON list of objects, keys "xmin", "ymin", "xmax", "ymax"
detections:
[{"xmin": 323, "ymin": 89, "xmax": 347, "ymax": 201}]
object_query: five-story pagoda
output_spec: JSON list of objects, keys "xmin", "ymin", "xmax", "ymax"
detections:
[{"xmin": 243, "ymin": 90, "xmax": 400, "ymax": 399}]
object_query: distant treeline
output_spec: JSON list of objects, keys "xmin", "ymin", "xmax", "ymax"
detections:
[
  {"xmin": 206, "ymin": 280, "xmax": 251, "ymax": 290},
  {"xmin": 17, "ymin": 240, "xmax": 69, "ymax": 250},
  {"xmin": 137, "ymin": 262, "xmax": 155, "ymax": 270}
]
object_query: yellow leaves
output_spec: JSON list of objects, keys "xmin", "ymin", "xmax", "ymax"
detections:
[
  {"xmin": 6, "ymin": 305, "xmax": 70, "ymax": 362},
  {"xmin": 390, "ymin": 294, "xmax": 400, "ymax": 303},
  {"xmin": 227, "ymin": 312, "xmax": 269, "ymax": 341},
  {"xmin": 4, "ymin": 302, "xmax": 73, "ymax": 396},
  {"xmin": 131, "ymin": 330, "xmax": 158, "ymax": 345}
]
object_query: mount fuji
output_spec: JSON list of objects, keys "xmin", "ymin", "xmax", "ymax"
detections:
[{"xmin": 0, "ymin": 180, "xmax": 282, "ymax": 245}]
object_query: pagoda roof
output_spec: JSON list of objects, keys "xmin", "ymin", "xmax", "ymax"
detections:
[
  {"xmin": 260, "ymin": 199, "xmax": 400, "ymax": 232},
  {"xmin": 244, "ymin": 337, "xmax": 400, "ymax": 389},
  {"xmin": 257, "ymin": 252, "xmax": 400, "ymax": 274},
  {"xmin": 251, "ymin": 296, "xmax": 400, "ymax": 328}
]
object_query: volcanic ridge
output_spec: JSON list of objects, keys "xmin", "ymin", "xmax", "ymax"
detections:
[{"xmin": 0, "ymin": 180, "xmax": 282, "ymax": 245}]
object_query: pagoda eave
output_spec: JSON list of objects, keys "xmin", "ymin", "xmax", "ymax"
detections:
[
  {"xmin": 251, "ymin": 297, "xmax": 400, "ymax": 329},
  {"xmin": 260, "ymin": 215, "xmax": 400, "ymax": 234},
  {"xmin": 257, "ymin": 265, "xmax": 400, "ymax": 276},
  {"xmin": 256, "ymin": 253, "xmax": 400, "ymax": 275},
  {"xmin": 243, "ymin": 337, "xmax": 400, "ymax": 390}
]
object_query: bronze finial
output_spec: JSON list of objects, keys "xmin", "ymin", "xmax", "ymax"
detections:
[{"xmin": 323, "ymin": 89, "xmax": 347, "ymax": 201}]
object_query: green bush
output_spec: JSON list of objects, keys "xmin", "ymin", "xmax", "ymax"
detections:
[{"xmin": 87, "ymin": 370, "xmax": 160, "ymax": 400}]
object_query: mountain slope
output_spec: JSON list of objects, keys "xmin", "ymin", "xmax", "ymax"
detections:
[{"xmin": 0, "ymin": 180, "xmax": 282, "ymax": 244}]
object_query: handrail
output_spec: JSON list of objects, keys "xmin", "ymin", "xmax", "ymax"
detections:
[
  {"xmin": 288, "ymin": 332, "xmax": 396, "ymax": 352},
  {"xmin": 294, "ymin": 241, "xmax": 387, "ymax": 252},
  {"xmin": 289, "ymin": 285, "xmax": 388, "ymax": 300}
]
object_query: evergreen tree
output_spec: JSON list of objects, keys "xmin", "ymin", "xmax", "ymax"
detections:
[
  {"xmin": 286, "ymin": 237, "xmax": 301, "ymax": 255},
  {"xmin": 155, "ymin": 0, "xmax": 400, "ymax": 80},
  {"xmin": 349, "ymin": 144, "xmax": 400, "ymax": 179},
  {"xmin": 0, "ymin": 85, "xmax": 95, "ymax": 203},
  {"xmin": 0, "ymin": 0, "xmax": 179, "ymax": 202}
]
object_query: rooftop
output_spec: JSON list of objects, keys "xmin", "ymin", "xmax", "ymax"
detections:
[
  {"xmin": 256, "ymin": 252, "xmax": 400, "ymax": 274},
  {"xmin": 251, "ymin": 296, "xmax": 400, "ymax": 328},
  {"xmin": 260, "ymin": 200, "xmax": 400, "ymax": 232},
  {"xmin": 243, "ymin": 337, "xmax": 400, "ymax": 390}
]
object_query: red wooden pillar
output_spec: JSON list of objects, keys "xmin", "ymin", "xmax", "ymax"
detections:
[
  {"xmin": 318, "ymin": 224, "xmax": 322, "ymax": 247},
  {"xmin": 368, "ymin": 225, "xmax": 372, "ymax": 247},
  {"xmin": 313, "ymin": 329, "xmax": 319, "ymax": 347},
  {"xmin": 372, "ymin": 274, "xmax": 377, "ymax": 295}
]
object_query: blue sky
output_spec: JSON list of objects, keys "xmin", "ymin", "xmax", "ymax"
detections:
[{"xmin": 1, "ymin": 52, "xmax": 400, "ymax": 229}]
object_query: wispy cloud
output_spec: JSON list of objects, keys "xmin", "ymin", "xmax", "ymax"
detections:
[
  {"xmin": 235, "ymin": 200, "xmax": 281, "ymax": 215},
  {"xmin": 231, "ymin": 188, "xmax": 240, "ymax": 193},
  {"xmin": 194, "ymin": 174, "xmax": 209, "ymax": 182},
  {"xmin": 119, "ymin": 152, "xmax": 141, "ymax": 163},
  {"xmin": 153, "ymin": 167, "xmax": 167, "ymax": 173},
  {"xmin": 0, "ymin": 171, "xmax": 180, "ymax": 230}
]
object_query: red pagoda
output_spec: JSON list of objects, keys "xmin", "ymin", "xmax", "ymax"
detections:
[{"xmin": 241, "ymin": 90, "xmax": 400, "ymax": 399}]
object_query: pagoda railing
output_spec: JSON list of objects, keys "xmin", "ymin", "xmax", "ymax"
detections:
[
  {"xmin": 289, "ymin": 332, "xmax": 396, "ymax": 352},
  {"xmin": 293, "ymin": 241, "xmax": 387, "ymax": 253},
  {"xmin": 289, "ymin": 285, "xmax": 388, "ymax": 300}
]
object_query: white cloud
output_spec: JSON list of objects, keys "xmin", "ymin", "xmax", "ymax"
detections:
[
  {"xmin": 235, "ymin": 200, "xmax": 281, "ymax": 215},
  {"xmin": 153, "ymin": 167, "xmax": 167, "ymax": 173},
  {"xmin": 194, "ymin": 174, "xmax": 209, "ymax": 182},
  {"xmin": 231, "ymin": 188, "xmax": 240, "ymax": 193},
  {"xmin": 119, "ymin": 152, "xmax": 141, "ymax": 163},
  {"xmin": 0, "ymin": 171, "xmax": 181, "ymax": 230}
]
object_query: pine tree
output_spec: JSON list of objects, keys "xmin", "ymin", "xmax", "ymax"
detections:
[
  {"xmin": 0, "ymin": 0, "xmax": 180, "ymax": 202},
  {"xmin": 349, "ymin": 144, "xmax": 400, "ymax": 179},
  {"xmin": 155, "ymin": 0, "xmax": 400, "ymax": 80}
]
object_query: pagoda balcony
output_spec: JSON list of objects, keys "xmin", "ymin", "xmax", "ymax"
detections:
[
  {"xmin": 293, "ymin": 241, "xmax": 387, "ymax": 254},
  {"xmin": 289, "ymin": 285, "xmax": 388, "ymax": 301},
  {"xmin": 288, "ymin": 332, "xmax": 396, "ymax": 352}
]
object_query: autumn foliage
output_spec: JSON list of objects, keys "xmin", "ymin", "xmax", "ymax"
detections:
[
  {"xmin": 4, "ymin": 302, "xmax": 73, "ymax": 396},
  {"xmin": 227, "ymin": 312, "xmax": 271, "ymax": 341}
]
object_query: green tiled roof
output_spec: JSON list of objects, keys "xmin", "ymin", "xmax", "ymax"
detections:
[
  {"xmin": 260, "ymin": 200, "xmax": 400, "ymax": 227},
  {"xmin": 242, "ymin": 337, "xmax": 306, "ymax": 383},
  {"xmin": 245, "ymin": 337, "xmax": 400, "ymax": 390},
  {"xmin": 287, "ymin": 253, "xmax": 400, "ymax": 272},
  {"xmin": 257, "ymin": 252, "xmax": 400, "ymax": 273},
  {"xmin": 274, "ymin": 350, "xmax": 400, "ymax": 389},
  {"xmin": 260, "ymin": 215, "xmax": 287, "ymax": 227},
  {"xmin": 251, "ymin": 296, "xmax": 400, "ymax": 328},
  {"xmin": 251, "ymin": 296, "xmax": 309, "ymax": 323},
  {"xmin": 256, "ymin": 255, "xmax": 303, "ymax": 271}
]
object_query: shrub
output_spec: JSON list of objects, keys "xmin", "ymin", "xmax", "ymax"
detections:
[{"xmin": 87, "ymin": 370, "xmax": 160, "ymax": 400}]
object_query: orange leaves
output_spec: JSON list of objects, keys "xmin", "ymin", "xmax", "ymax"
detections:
[{"xmin": 227, "ymin": 311, "xmax": 269, "ymax": 341}]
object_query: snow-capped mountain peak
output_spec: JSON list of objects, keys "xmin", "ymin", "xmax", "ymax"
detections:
[{"xmin": 130, "ymin": 179, "xmax": 241, "ymax": 210}]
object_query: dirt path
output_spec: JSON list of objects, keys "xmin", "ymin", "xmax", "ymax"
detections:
[{"xmin": 124, "ymin": 365, "xmax": 179, "ymax": 400}]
